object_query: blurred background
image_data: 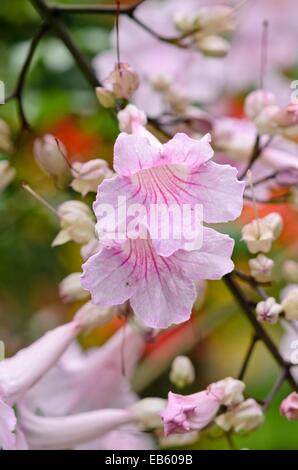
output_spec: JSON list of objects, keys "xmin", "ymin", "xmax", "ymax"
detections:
[{"xmin": 0, "ymin": 0, "xmax": 298, "ymax": 450}]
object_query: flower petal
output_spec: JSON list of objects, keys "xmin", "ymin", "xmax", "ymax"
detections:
[
  {"xmin": 162, "ymin": 133, "xmax": 213, "ymax": 167},
  {"xmin": 0, "ymin": 398, "xmax": 17, "ymax": 450},
  {"xmin": 114, "ymin": 132, "xmax": 161, "ymax": 176}
]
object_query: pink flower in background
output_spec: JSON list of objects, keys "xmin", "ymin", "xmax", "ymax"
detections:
[
  {"xmin": 94, "ymin": 0, "xmax": 298, "ymax": 116},
  {"xmin": 161, "ymin": 387, "xmax": 222, "ymax": 436},
  {"xmin": 17, "ymin": 325, "xmax": 153, "ymax": 450},
  {"xmin": 280, "ymin": 392, "xmax": 298, "ymax": 421},
  {"xmin": 0, "ymin": 321, "xmax": 82, "ymax": 450},
  {"xmin": 81, "ymin": 227, "xmax": 234, "ymax": 329}
]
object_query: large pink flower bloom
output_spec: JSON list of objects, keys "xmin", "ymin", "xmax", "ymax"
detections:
[
  {"xmin": 94, "ymin": 126, "xmax": 244, "ymax": 255},
  {"xmin": 81, "ymin": 227, "xmax": 234, "ymax": 329},
  {"xmin": 161, "ymin": 387, "xmax": 222, "ymax": 436}
]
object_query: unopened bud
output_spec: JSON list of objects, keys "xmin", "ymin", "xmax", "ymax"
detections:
[
  {"xmin": 256, "ymin": 297, "xmax": 282, "ymax": 324},
  {"xmin": 33, "ymin": 135, "xmax": 71, "ymax": 187},
  {"xmin": 262, "ymin": 212, "xmax": 283, "ymax": 239},
  {"xmin": 249, "ymin": 254, "xmax": 274, "ymax": 283},
  {"xmin": 106, "ymin": 63, "xmax": 140, "ymax": 100},
  {"xmin": 52, "ymin": 200, "xmax": 95, "ymax": 247},
  {"xmin": 214, "ymin": 377, "xmax": 245, "ymax": 407},
  {"xmin": 241, "ymin": 219, "xmax": 274, "ymax": 254},
  {"xmin": 244, "ymin": 89, "xmax": 276, "ymax": 121},
  {"xmin": 71, "ymin": 159, "xmax": 113, "ymax": 196},
  {"xmin": 194, "ymin": 6, "xmax": 235, "ymax": 35},
  {"xmin": 280, "ymin": 392, "xmax": 298, "ymax": 421},
  {"xmin": 59, "ymin": 272, "xmax": 89, "ymax": 303},
  {"xmin": 196, "ymin": 35, "xmax": 230, "ymax": 57},
  {"xmin": 281, "ymin": 287, "xmax": 298, "ymax": 321},
  {"xmin": 117, "ymin": 104, "xmax": 147, "ymax": 133},
  {"xmin": 169, "ymin": 356, "xmax": 195, "ymax": 388},
  {"xmin": 282, "ymin": 260, "xmax": 298, "ymax": 284},
  {"xmin": 216, "ymin": 399, "xmax": 264, "ymax": 433}
]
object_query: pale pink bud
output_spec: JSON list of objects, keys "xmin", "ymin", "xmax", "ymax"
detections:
[
  {"xmin": 196, "ymin": 35, "xmax": 230, "ymax": 57},
  {"xmin": 117, "ymin": 104, "xmax": 147, "ymax": 133},
  {"xmin": 0, "ymin": 160, "xmax": 16, "ymax": 192},
  {"xmin": 244, "ymin": 89, "xmax": 276, "ymax": 121},
  {"xmin": 52, "ymin": 201, "xmax": 95, "ymax": 247},
  {"xmin": 254, "ymin": 105, "xmax": 281, "ymax": 135},
  {"xmin": 194, "ymin": 6, "xmax": 235, "ymax": 35},
  {"xmin": 106, "ymin": 63, "xmax": 140, "ymax": 100},
  {"xmin": 214, "ymin": 377, "xmax": 245, "ymax": 407},
  {"xmin": 169, "ymin": 356, "xmax": 195, "ymax": 389},
  {"xmin": 273, "ymin": 104, "xmax": 298, "ymax": 128},
  {"xmin": 241, "ymin": 219, "xmax": 274, "ymax": 254},
  {"xmin": 262, "ymin": 212, "xmax": 283, "ymax": 239},
  {"xmin": 249, "ymin": 254, "xmax": 274, "ymax": 283},
  {"xmin": 59, "ymin": 272, "xmax": 89, "ymax": 303},
  {"xmin": 33, "ymin": 135, "xmax": 71, "ymax": 187},
  {"xmin": 282, "ymin": 260, "xmax": 298, "ymax": 284},
  {"xmin": 280, "ymin": 392, "xmax": 298, "ymax": 420},
  {"xmin": 256, "ymin": 297, "xmax": 282, "ymax": 324},
  {"xmin": 71, "ymin": 159, "xmax": 113, "ymax": 196},
  {"xmin": 281, "ymin": 287, "xmax": 298, "ymax": 321},
  {"xmin": 216, "ymin": 399, "xmax": 264, "ymax": 433}
]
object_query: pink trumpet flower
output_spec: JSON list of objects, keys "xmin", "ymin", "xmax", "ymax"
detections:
[
  {"xmin": 0, "ymin": 321, "xmax": 82, "ymax": 450},
  {"xmin": 16, "ymin": 325, "xmax": 154, "ymax": 450}
]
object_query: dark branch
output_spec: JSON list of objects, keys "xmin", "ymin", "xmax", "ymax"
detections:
[
  {"xmin": 50, "ymin": 1, "xmax": 145, "ymax": 15},
  {"xmin": 238, "ymin": 335, "xmax": 259, "ymax": 380}
]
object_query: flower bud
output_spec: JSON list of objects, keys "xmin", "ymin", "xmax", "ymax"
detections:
[
  {"xmin": 280, "ymin": 392, "xmax": 298, "ymax": 420},
  {"xmin": 173, "ymin": 13, "xmax": 196, "ymax": 34},
  {"xmin": 150, "ymin": 74, "xmax": 172, "ymax": 92},
  {"xmin": 249, "ymin": 254, "xmax": 274, "ymax": 283},
  {"xmin": 273, "ymin": 105, "xmax": 298, "ymax": 138},
  {"xmin": 254, "ymin": 105, "xmax": 280, "ymax": 135},
  {"xmin": 244, "ymin": 89, "xmax": 276, "ymax": 121},
  {"xmin": 214, "ymin": 377, "xmax": 245, "ymax": 407},
  {"xmin": 106, "ymin": 63, "xmax": 140, "ymax": 100},
  {"xmin": 117, "ymin": 104, "xmax": 147, "ymax": 133},
  {"xmin": 281, "ymin": 287, "xmax": 298, "ymax": 321},
  {"xmin": 241, "ymin": 219, "xmax": 274, "ymax": 254},
  {"xmin": 196, "ymin": 35, "xmax": 230, "ymax": 57},
  {"xmin": 215, "ymin": 399, "xmax": 264, "ymax": 433},
  {"xmin": 33, "ymin": 135, "xmax": 71, "ymax": 187},
  {"xmin": 74, "ymin": 301, "xmax": 116, "ymax": 330},
  {"xmin": 165, "ymin": 89, "xmax": 189, "ymax": 115},
  {"xmin": 0, "ymin": 119, "xmax": 14, "ymax": 154},
  {"xmin": 129, "ymin": 398, "xmax": 167, "ymax": 430},
  {"xmin": 59, "ymin": 272, "xmax": 89, "ymax": 303},
  {"xmin": 0, "ymin": 160, "xmax": 16, "ymax": 192},
  {"xmin": 169, "ymin": 356, "xmax": 195, "ymax": 389},
  {"xmin": 282, "ymin": 260, "xmax": 298, "ymax": 284},
  {"xmin": 256, "ymin": 297, "xmax": 282, "ymax": 324},
  {"xmin": 52, "ymin": 200, "xmax": 95, "ymax": 247},
  {"xmin": 70, "ymin": 159, "xmax": 113, "ymax": 196},
  {"xmin": 262, "ymin": 212, "xmax": 283, "ymax": 239},
  {"xmin": 95, "ymin": 87, "xmax": 116, "ymax": 108},
  {"xmin": 194, "ymin": 6, "xmax": 235, "ymax": 35}
]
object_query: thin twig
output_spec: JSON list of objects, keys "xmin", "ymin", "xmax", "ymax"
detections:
[
  {"xmin": 224, "ymin": 274, "xmax": 297, "ymax": 391},
  {"xmin": 262, "ymin": 369, "xmax": 288, "ymax": 411},
  {"xmin": 51, "ymin": 1, "xmax": 145, "ymax": 15},
  {"xmin": 238, "ymin": 335, "xmax": 259, "ymax": 380}
]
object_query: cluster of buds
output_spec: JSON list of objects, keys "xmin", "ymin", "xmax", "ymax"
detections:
[
  {"xmin": 96, "ymin": 62, "xmax": 140, "ymax": 108},
  {"xmin": 0, "ymin": 160, "xmax": 16, "ymax": 192},
  {"xmin": 174, "ymin": 5, "xmax": 235, "ymax": 58},
  {"xmin": 245, "ymin": 89, "xmax": 298, "ymax": 141},
  {"xmin": 149, "ymin": 74, "xmax": 191, "ymax": 116},
  {"xmin": 241, "ymin": 212, "xmax": 283, "ymax": 254},
  {"xmin": 160, "ymin": 377, "xmax": 263, "ymax": 438}
]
